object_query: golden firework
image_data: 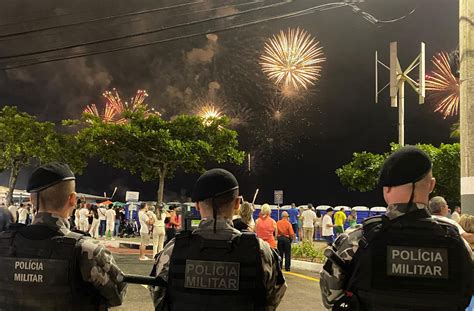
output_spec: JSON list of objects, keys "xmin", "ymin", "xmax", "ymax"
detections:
[
  {"xmin": 260, "ymin": 27, "xmax": 326, "ymax": 91},
  {"xmin": 198, "ymin": 104, "xmax": 222, "ymax": 125},
  {"xmin": 426, "ymin": 52, "xmax": 460, "ymax": 118}
]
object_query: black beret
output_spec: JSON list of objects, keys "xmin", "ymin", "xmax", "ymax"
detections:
[
  {"xmin": 379, "ymin": 146, "xmax": 432, "ymax": 187},
  {"xmin": 27, "ymin": 162, "xmax": 75, "ymax": 193},
  {"xmin": 192, "ymin": 168, "xmax": 239, "ymax": 202}
]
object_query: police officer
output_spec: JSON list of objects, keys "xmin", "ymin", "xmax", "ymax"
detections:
[
  {"xmin": 150, "ymin": 168, "xmax": 287, "ymax": 310},
  {"xmin": 320, "ymin": 146, "xmax": 473, "ymax": 311},
  {"xmin": 0, "ymin": 162, "xmax": 127, "ymax": 310}
]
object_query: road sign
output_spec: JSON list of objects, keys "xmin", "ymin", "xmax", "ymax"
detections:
[
  {"xmin": 125, "ymin": 191, "xmax": 140, "ymax": 202},
  {"xmin": 274, "ymin": 190, "xmax": 283, "ymax": 205}
]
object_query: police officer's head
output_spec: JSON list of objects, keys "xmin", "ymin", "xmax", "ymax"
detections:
[
  {"xmin": 429, "ymin": 196, "xmax": 449, "ymax": 216},
  {"xmin": 27, "ymin": 162, "xmax": 77, "ymax": 216},
  {"xmin": 192, "ymin": 168, "xmax": 240, "ymax": 219},
  {"xmin": 379, "ymin": 146, "xmax": 435, "ymax": 206}
]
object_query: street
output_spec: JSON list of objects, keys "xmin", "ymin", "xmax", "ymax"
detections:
[{"xmin": 111, "ymin": 252, "xmax": 323, "ymax": 311}]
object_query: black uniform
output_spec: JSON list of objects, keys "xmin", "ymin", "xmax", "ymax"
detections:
[
  {"xmin": 320, "ymin": 146, "xmax": 473, "ymax": 310},
  {"xmin": 150, "ymin": 168, "xmax": 286, "ymax": 310}
]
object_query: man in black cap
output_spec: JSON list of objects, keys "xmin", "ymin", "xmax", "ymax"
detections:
[
  {"xmin": 150, "ymin": 168, "xmax": 287, "ymax": 310},
  {"xmin": 320, "ymin": 146, "xmax": 472, "ymax": 311},
  {"xmin": 0, "ymin": 162, "xmax": 127, "ymax": 310}
]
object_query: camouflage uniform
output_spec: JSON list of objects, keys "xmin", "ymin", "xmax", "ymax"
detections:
[
  {"xmin": 150, "ymin": 218, "xmax": 287, "ymax": 311},
  {"xmin": 319, "ymin": 203, "xmax": 474, "ymax": 310},
  {"xmin": 33, "ymin": 212, "xmax": 127, "ymax": 307}
]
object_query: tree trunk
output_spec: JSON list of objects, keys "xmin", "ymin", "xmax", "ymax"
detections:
[
  {"xmin": 6, "ymin": 164, "xmax": 20, "ymax": 206},
  {"xmin": 156, "ymin": 165, "xmax": 167, "ymax": 204}
]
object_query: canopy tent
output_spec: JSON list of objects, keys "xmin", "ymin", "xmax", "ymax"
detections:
[{"xmin": 98, "ymin": 200, "xmax": 113, "ymax": 206}]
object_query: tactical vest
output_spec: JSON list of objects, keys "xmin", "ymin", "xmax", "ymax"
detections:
[
  {"xmin": 0, "ymin": 224, "xmax": 104, "ymax": 311},
  {"xmin": 346, "ymin": 209, "xmax": 473, "ymax": 311},
  {"xmin": 166, "ymin": 231, "xmax": 266, "ymax": 311}
]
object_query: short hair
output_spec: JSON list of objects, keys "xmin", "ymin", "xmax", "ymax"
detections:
[
  {"xmin": 261, "ymin": 204, "xmax": 271, "ymax": 216},
  {"xmin": 239, "ymin": 202, "xmax": 253, "ymax": 225},
  {"xmin": 459, "ymin": 215, "xmax": 474, "ymax": 233},
  {"xmin": 428, "ymin": 196, "xmax": 447, "ymax": 214},
  {"xmin": 200, "ymin": 189, "xmax": 239, "ymax": 211},
  {"xmin": 33, "ymin": 180, "xmax": 75, "ymax": 211},
  {"xmin": 326, "ymin": 207, "xmax": 333, "ymax": 212},
  {"xmin": 139, "ymin": 203, "xmax": 147, "ymax": 210}
]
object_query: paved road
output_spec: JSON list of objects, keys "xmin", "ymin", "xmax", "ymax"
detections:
[{"xmin": 111, "ymin": 253, "xmax": 324, "ymax": 311}]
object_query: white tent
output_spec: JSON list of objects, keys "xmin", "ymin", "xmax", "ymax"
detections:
[
  {"xmin": 352, "ymin": 206, "xmax": 369, "ymax": 211},
  {"xmin": 316, "ymin": 205, "xmax": 333, "ymax": 211},
  {"xmin": 334, "ymin": 205, "xmax": 351, "ymax": 211},
  {"xmin": 370, "ymin": 206, "xmax": 387, "ymax": 212}
]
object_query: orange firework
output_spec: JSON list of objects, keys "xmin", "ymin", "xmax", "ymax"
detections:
[
  {"xmin": 426, "ymin": 52, "xmax": 460, "ymax": 118},
  {"xmin": 84, "ymin": 89, "xmax": 156, "ymax": 123}
]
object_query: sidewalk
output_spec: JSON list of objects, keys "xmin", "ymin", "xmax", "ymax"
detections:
[{"xmin": 99, "ymin": 237, "xmax": 323, "ymax": 273}]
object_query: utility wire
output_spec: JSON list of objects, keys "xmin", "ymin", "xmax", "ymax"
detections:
[
  {"xmin": 0, "ymin": 0, "xmax": 272, "ymax": 59},
  {"xmin": 0, "ymin": 0, "xmax": 204, "ymax": 39},
  {"xmin": 1, "ymin": 2, "xmax": 350, "ymax": 70},
  {"xmin": 1, "ymin": 2, "xmax": 416, "ymax": 70}
]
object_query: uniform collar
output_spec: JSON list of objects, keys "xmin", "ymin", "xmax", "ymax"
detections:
[
  {"xmin": 386, "ymin": 203, "xmax": 428, "ymax": 220},
  {"xmin": 32, "ymin": 212, "xmax": 71, "ymax": 235},
  {"xmin": 194, "ymin": 218, "xmax": 241, "ymax": 240}
]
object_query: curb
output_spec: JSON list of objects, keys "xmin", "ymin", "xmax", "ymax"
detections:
[
  {"xmin": 101, "ymin": 240, "xmax": 153, "ymax": 250},
  {"xmin": 291, "ymin": 260, "xmax": 323, "ymax": 273}
]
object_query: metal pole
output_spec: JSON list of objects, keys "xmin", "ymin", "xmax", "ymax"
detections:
[
  {"xmin": 398, "ymin": 80, "xmax": 405, "ymax": 146},
  {"xmin": 460, "ymin": 0, "xmax": 474, "ymax": 212}
]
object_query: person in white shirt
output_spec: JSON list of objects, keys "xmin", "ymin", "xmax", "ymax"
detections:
[
  {"xmin": 89, "ymin": 205, "xmax": 100, "ymax": 238},
  {"xmin": 105, "ymin": 205, "xmax": 116, "ymax": 239},
  {"xmin": 148, "ymin": 205, "xmax": 167, "ymax": 257},
  {"xmin": 322, "ymin": 207, "xmax": 336, "ymax": 245},
  {"xmin": 98, "ymin": 206, "xmax": 107, "ymax": 237},
  {"xmin": 8, "ymin": 205, "xmax": 18, "ymax": 223},
  {"xmin": 138, "ymin": 203, "xmax": 154, "ymax": 260},
  {"xmin": 78, "ymin": 204, "xmax": 90, "ymax": 232},
  {"xmin": 451, "ymin": 206, "xmax": 461, "ymax": 223},
  {"xmin": 301, "ymin": 205, "xmax": 317, "ymax": 242},
  {"xmin": 429, "ymin": 196, "xmax": 474, "ymax": 244},
  {"xmin": 18, "ymin": 204, "xmax": 29, "ymax": 224}
]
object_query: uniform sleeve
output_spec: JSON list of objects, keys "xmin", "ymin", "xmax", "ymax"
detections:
[
  {"xmin": 319, "ymin": 227, "xmax": 362, "ymax": 309},
  {"xmin": 258, "ymin": 239, "xmax": 287, "ymax": 311},
  {"xmin": 150, "ymin": 239, "xmax": 175, "ymax": 311},
  {"xmin": 77, "ymin": 238, "xmax": 128, "ymax": 307}
]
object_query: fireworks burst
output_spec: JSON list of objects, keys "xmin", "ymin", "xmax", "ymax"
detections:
[
  {"xmin": 426, "ymin": 51, "xmax": 460, "ymax": 118},
  {"xmin": 84, "ymin": 89, "xmax": 156, "ymax": 123},
  {"xmin": 197, "ymin": 103, "xmax": 223, "ymax": 126},
  {"xmin": 260, "ymin": 27, "xmax": 326, "ymax": 91}
]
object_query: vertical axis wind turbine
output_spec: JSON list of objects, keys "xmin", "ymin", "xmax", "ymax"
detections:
[{"xmin": 375, "ymin": 42, "xmax": 426, "ymax": 146}]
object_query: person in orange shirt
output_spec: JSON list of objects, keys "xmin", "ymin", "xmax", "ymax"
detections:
[
  {"xmin": 277, "ymin": 211, "xmax": 295, "ymax": 271},
  {"xmin": 255, "ymin": 204, "xmax": 278, "ymax": 249}
]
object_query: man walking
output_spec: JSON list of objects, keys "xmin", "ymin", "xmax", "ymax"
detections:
[
  {"xmin": 287, "ymin": 203, "xmax": 299, "ymax": 241},
  {"xmin": 98, "ymin": 205, "xmax": 107, "ymax": 237},
  {"xmin": 277, "ymin": 211, "xmax": 295, "ymax": 271},
  {"xmin": 322, "ymin": 207, "xmax": 335, "ymax": 245},
  {"xmin": 333, "ymin": 207, "xmax": 347, "ymax": 236},
  {"xmin": 301, "ymin": 205, "xmax": 317, "ymax": 242}
]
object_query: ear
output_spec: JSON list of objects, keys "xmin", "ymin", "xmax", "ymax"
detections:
[
  {"xmin": 69, "ymin": 192, "xmax": 77, "ymax": 207},
  {"xmin": 233, "ymin": 197, "xmax": 240, "ymax": 211},
  {"xmin": 429, "ymin": 177, "xmax": 436, "ymax": 193}
]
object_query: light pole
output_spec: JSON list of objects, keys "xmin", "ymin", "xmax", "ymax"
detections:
[{"xmin": 460, "ymin": 0, "xmax": 474, "ymax": 213}]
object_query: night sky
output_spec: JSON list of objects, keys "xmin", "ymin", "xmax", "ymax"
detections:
[{"xmin": 0, "ymin": 0, "xmax": 459, "ymax": 206}]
